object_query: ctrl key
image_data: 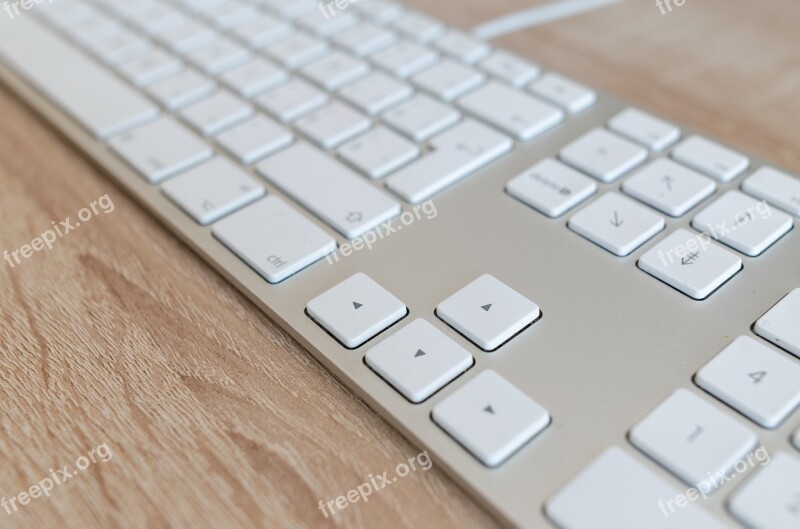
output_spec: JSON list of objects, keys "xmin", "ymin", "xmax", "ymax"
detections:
[
  {"xmin": 212, "ymin": 196, "xmax": 336, "ymax": 284},
  {"xmin": 432, "ymin": 370, "xmax": 549, "ymax": 467}
]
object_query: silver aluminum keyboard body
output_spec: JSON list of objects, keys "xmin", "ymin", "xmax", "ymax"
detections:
[{"xmin": 0, "ymin": 2, "xmax": 798, "ymax": 528}]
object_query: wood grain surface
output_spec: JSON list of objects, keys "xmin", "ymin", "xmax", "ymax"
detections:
[{"xmin": 1, "ymin": 1, "xmax": 798, "ymax": 528}]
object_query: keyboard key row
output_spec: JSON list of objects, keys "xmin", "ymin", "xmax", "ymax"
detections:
[{"xmin": 310, "ymin": 272, "xmax": 541, "ymax": 352}]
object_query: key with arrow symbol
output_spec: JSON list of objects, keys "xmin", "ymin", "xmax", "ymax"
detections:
[{"xmin": 681, "ymin": 252, "xmax": 699, "ymax": 265}]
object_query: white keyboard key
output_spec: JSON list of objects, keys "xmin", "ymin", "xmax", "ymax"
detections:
[
  {"xmin": 622, "ymin": 158, "xmax": 716, "ymax": 217},
  {"xmin": 546, "ymin": 447, "xmax": 731, "ymax": 529},
  {"xmin": 40, "ymin": 2, "xmax": 97, "ymax": 26},
  {"xmin": 366, "ymin": 319, "xmax": 473, "ymax": 403},
  {"xmin": 411, "ymin": 59, "xmax": 485, "ymax": 102},
  {"xmin": 506, "ymin": 158, "xmax": 597, "ymax": 218},
  {"xmin": 696, "ymin": 336, "xmax": 800, "ymax": 428},
  {"xmin": 300, "ymin": 51, "xmax": 370, "ymax": 91},
  {"xmin": 162, "ymin": 157, "xmax": 265, "ymax": 224},
  {"xmin": 529, "ymin": 72, "xmax": 596, "ymax": 113},
  {"xmin": 755, "ymin": 289, "xmax": 800, "ymax": 359},
  {"xmin": 609, "ymin": 107, "xmax": 681, "ymax": 152},
  {"xmin": 356, "ymin": 0, "xmax": 405, "ymax": 25},
  {"xmin": 0, "ymin": 17, "xmax": 159, "ymax": 139},
  {"xmin": 692, "ymin": 190, "xmax": 793, "ymax": 256},
  {"xmin": 295, "ymin": 101, "xmax": 371, "ymax": 150},
  {"xmin": 180, "ymin": 90, "xmax": 253, "ymax": 136},
  {"xmin": 109, "ymin": 116, "xmax": 213, "ymax": 184},
  {"xmin": 296, "ymin": 9, "xmax": 359, "ymax": 37},
  {"xmin": 729, "ymin": 452, "xmax": 800, "ymax": 529},
  {"xmin": 66, "ymin": 15, "xmax": 123, "ymax": 47},
  {"xmin": 213, "ymin": 196, "xmax": 335, "ymax": 284},
  {"xmin": 630, "ymin": 388, "xmax": 758, "ymax": 494},
  {"xmin": 392, "ymin": 11, "xmax": 444, "ymax": 43},
  {"xmin": 307, "ymin": 273, "xmax": 407, "ymax": 348},
  {"xmin": 90, "ymin": 30, "xmax": 151, "ymax": 66},
  {"xmin": 339, "ymin": 71, "xmax": 413, "ymax": 115},
  {"xmin": 265, "ymin": 32, "xmax": 329, "ymax": 69},
  {"xmin": 260, "ymin": 0, "xmax": 315, "ymax": 19},
  {"xmin": 147, "ymin": 69, "xmax": 216, "ymax": 111},
  {"xmin": 478, "ymin": 50, "xmax": 540, "ymax": 87},
  {"xmin": 458, "ymin": 80, "xmax": 564, "ymax": 141},
  {"xmin": 159, "ymin": 20, "xmax": 219, "ymax": 54},
  {"xmin": 332, "ymin": 22, "xmax": 397, "ymax": 57},
  {"xmin": 742, "ymin": 167, "xmax": 800, "ymax": 217},
  {"xmin": 638, "ymin": 229, "xmax": 742, "ymax": 300},
  {"xmin": 216, "ymin": 115, "xmax": 293, "ymax": 165},
  {"xmin": 386, "ymin": 119, "xmax": 513, "ymax": 204},
  {"xmin": 128, "ymin": 5, "xmax": 187, "ymax": 36},
  {"xmin": 370, "ymin": 40, "xmax": 439, "ymax": 79},
  {"xmin": 113, "ymin": 1, "xmax": 165, "ymax": 18},
  {"xmin": 202, "ymin": 0, "xmax": 259, "ymax": 30},
  {"xmin": 381, "ymin": 93, "xmax": 460, "ymax": 142},
  {"xmin": 432, "ymin": 370, "xmax": 549, "ymax": 467},
  {"xmin": 117, "ymin": 49, "xmax": 183, "ymax": 87},
  {"xmin": 187, "ymin": 37, "xmax": 251, "ymax": 75},
  {"xmin": 220, "ymin": 58, "xmax": 289, "ymax": 98},
  {"xmin": 433, "ymin": 30, "xmax": 490, "ymax": 64},
  {"xmin": 230, "ymin": 15, "xmax": 292, "ymax": 49},
  {"xmin": 339, "ymin": 126, "xmax": 420, "ymax": 179},
  {"xmin": 560, "ymin": 128, "xmax": 648, "ymax": 183},
  {"xmin": 569, "ymin": 193, "xmax": 664, "ymax": 256},
  {"xmin": 255, "ymin": 78, "xmax": 328, "ymax": 123},
  {"xmin": 437, "ymin": 274, "xmax": 540, "ymax": 351},
  {"xmin": 672, "ymin": 135, "xmax": 750, "ymax": 182},
  {"xmin": 257, "ymin": 142, "xmax": 401, "ymax": 238}
]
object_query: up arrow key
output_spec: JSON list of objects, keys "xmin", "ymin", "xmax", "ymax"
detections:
[
  {"xmin": 483, "ymin": 404, "xmax": 495, "ymax": 415},
  {"xmin": 414, "ymin": 349, "xmax": 426, "ymax": 358},
  {"xmin": 481, "ymin": 304, "xmax": 492, "ymax": 312}
]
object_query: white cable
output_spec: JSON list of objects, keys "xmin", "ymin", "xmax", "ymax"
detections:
[{"xmin": 472, "ymin": 0, "xmax": 624, "ymax": 41}]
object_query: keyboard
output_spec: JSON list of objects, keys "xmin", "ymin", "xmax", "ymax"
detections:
[{"xmin": 1, "ymin": 1, "xmax": 799, "ymax": 528}]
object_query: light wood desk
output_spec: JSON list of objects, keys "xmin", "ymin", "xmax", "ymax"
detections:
[{"xmin": 1, "ymin": 1, "xmax": 798, "ymax": 528}]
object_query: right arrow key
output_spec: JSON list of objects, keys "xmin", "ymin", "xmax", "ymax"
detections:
[
  {"xmin": 437, "ymin": 274, "xmax": 540, "ymax": 351},
  {"xmin": 433, "ymin": 370, "xmax": 550, "ymax": 467}
]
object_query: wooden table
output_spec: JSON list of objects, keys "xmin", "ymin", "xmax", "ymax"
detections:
[{"xmin": 1, "ymin": 1, "xmax": 798, "ymax": 528}]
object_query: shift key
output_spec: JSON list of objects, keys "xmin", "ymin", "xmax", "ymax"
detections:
[{"xmin": 257, "ymin": 142, "xmax": 401, "ymax": 239}]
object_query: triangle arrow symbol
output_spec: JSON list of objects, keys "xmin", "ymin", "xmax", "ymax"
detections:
[
  {"xmin": 414, "ymin": 349, "xmax": 426, "ymax": 358},
  {"xmin": 352, "ymin": 302, "xmax": 363, "ymax": 310},
  {"xmin": 483, "ymin": 405, "xmax": 494, "ymax": 414},
  {"xmin": 481, "ymin": 304, "xmax": 492, "ymax": 312}
]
